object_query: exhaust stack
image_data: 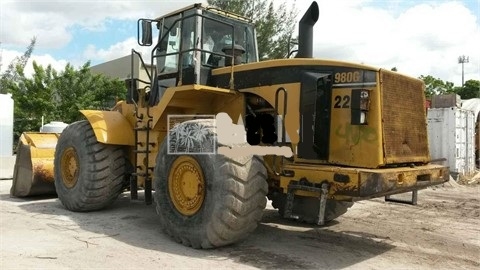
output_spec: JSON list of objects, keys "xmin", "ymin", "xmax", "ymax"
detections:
[{"xmin": 296, "ymin": 1, "xmax": 319, "ymax": 58}]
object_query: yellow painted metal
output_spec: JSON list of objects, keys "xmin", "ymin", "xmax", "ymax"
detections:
[
  {"xmin": 237, "ymin": 67, "xmax": 428, "ymax": 170},
  {"xmin": 124, "ymin": 84, "xmax": 240, "ymax": 188},
  {"xmin": 155, "ymin": 3, "xmax": 251, "ymax": 23},
  {"xmin": 168, "ymin": 156, "xmax": 205, "ymax": 216},
  {"xmin": 133, "ymin": 128, "xmax": 161, "ymax": 188},
  {"xmin": 236, "ymin": 75, "xmax": 385, "ymax": 169},
  {"xmin": 379, "ymin": 70, "xmax": 430, "ymax": 164},
  {"xmin": 147, "ymin": 84, "xmax": 237, "ymax": 131},
  {"xmin": 86, "ymin": 85, "xmax": 241, "ymax": 189},
  {"xmin": 239, "ymin": 81, "xmax": 384, "ymax": 169},
  {"xmin": 80, "ymin": 110, "xmax": 135, "ymax": 146},
  {"xmin": 279, "ymin": 163, "xmax": 448, "ymax": 201},
  {"xmin": 328, "ymin": 86, "xmax": 384, "ymax": 168},
  {"xmin": 60, "ymin": 147, "xmax": 79, "ymax": 189},
  {"xmin": 11, "ymin": 132, "xmax": 60, "ymax": 197},
  {"xmin": 240, "ymin": 82, "xmax": 301, "ymax": 145},
  {"xmin": 212, "ymin": 58, "xmax": 379, "ymax": 75}
]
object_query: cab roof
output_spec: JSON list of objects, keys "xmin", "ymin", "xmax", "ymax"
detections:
[{"xmin": 155, "ymin": 3, "xmax": 252, "ymax": 24}]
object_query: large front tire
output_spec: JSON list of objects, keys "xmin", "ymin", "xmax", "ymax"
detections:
[
  {"xmin": 154, "ymin": 120, "xmax": 268, "ymax": 249},
  {"xmin": 54, "ymin": 121, "xmax": 126, "ymax": 212}
]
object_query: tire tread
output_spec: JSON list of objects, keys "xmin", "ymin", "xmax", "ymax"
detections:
[{"xmin": 55, "ymin": 120, "xmax": 126, "ymax": 212}]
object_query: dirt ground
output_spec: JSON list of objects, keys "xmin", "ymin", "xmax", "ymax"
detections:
[{"xmin": 1, "ymin": 178, "xmax": 479, "ymax": 270}]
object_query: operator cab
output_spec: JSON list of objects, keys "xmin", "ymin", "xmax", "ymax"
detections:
[{"xmin": 137, "ymin": 3, "xmax": 258, "ymax": 99}]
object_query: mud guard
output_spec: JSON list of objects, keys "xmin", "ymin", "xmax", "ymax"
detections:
[{"xmin": 80, "ymin": 110, "xmax": 135, "ymax": 146}]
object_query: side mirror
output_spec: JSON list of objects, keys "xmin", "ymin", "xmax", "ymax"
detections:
[{"xmin": 138, "ymin": 19, "xmax": 153, "ymax": 46}]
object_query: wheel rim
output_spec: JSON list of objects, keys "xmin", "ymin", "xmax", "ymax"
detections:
[
  {"xmin": 168, "ymin": 156, "xmax": 205, "ymax": 216},
  {"xmin": 61, "ymin": 147, "xmax": 79, "ymax": 189}
]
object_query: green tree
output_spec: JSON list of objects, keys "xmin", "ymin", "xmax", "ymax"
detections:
[
  {"xmin": 207, "ymin": 0, "xmax": 297, "ymax": 60},
  {"xmin": 5, "ymin": 60, "xmax": 126, "ymax": 141},
  {"xmin": 455, "ymin": 79, "xmax": 480, "ymax": 99},
  {"xmin": 0, "ymin": 37, "xmax": 36, "ymax": 94},
  {"xmin": 52, "ymin": 62, "xmax": 126, "ymax": 123},
  {"xmin": 419, "ymin": 75, "xmax": 455, "ymax": 98},
  {"xmin": 9, "ymin": 61, "xmax": 56, "ymax": 138}
]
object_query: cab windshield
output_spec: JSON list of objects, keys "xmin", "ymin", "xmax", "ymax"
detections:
[
  {"xmin": 202, "ymin": 10, "xmax": 257, "ymax": 67},
  {"xmin": 154, "ymin": 7, "xmax": 257, "ymax": 77}
]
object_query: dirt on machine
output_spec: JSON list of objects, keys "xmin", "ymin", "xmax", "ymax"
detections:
[
  {"xmin": 11, "ymin": 133, "xmax": 59, "ymax": 197},
  {"xmin": 11, "ymin": 1, "xmax": 449, "ymax": 249}
]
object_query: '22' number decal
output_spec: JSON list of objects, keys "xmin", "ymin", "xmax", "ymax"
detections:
[{"xmin": 334, "ymin": 95, "xmax": 350, "ymax": 108}]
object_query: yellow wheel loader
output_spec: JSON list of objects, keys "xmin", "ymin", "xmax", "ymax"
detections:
[{"xmin": 12, "ymin": 2, "xmax": 448, "ymax": 248}]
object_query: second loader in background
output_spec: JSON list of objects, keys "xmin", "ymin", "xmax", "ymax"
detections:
[{"xmin": 10, "ymin": 120, "xmax": 68, "ymax": 197}]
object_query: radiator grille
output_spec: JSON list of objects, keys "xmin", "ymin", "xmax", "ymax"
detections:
[{"xmin": 381, "ymin": 70, "xmax": 430, "ymax": 164}]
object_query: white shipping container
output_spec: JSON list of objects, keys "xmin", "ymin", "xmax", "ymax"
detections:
[
  {"xmin": 427, "ymin": 107, "xmax": 476, "ymax": 177},
  {"xmin": 0, "ymin": 94, "xmax": 14, "ymax": 157}
]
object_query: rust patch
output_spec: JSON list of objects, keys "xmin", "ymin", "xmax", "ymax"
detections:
[
  {"xmin": 331, "ymin": 182, "xmax": 358, "ymax": 196},
  {"xmin": 33, "ymin": 164, "xmax": 54, "ymax": 183}
]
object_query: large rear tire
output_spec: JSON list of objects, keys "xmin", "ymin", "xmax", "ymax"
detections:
[
  {"xmin": 154, "ymin": 119, "xmax": 268, "ymax": 249},
  {"xmin": 54, "ymin": 121, "xmax": 126, "ymax": 212},
  {"xmin": 272, "ymin": 194, "xmax": 353, "ymax": 224}
]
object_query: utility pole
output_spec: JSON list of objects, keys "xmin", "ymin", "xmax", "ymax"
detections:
[{"xmin": 458, "ymin": 55, "xmax": 469, "ymax": 87}]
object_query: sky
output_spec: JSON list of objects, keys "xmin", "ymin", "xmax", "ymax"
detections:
[{"xmin": 0, "ymin": 0, "xmax": 479, "ymax": 87}]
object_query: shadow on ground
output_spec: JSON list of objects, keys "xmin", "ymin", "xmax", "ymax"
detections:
[{"xmin": 8, "ymin": 191, "xmax": 394, "ymax": 269}]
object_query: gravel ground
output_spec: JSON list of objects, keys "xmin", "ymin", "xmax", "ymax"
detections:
[{"xmin": 1, "ymin": 179, "xmax": 479, "ymax": 269}]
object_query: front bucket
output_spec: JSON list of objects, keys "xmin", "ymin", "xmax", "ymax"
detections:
[{"xmin": 10, "ymin": 132, "xmax": 60, "ymax": 197}]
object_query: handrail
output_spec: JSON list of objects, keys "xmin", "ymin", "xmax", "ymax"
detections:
[
  {"xmin": 273, "ymin": 87, "xmax": 288, "ymax": 176},
  {"xmin": 131, "ymin": 49, "xmax": 152, "ymax": 80},
  {"xmin": 275, "ymin": 87, "xmax": 288, "ymax": 144},
  {"xmin": 205, "ymin": 6, "xmax": 252, "ymax": 23},
  {"xmin": 129, "ymin": 50, "xmax": 139, "ymax": 111}
]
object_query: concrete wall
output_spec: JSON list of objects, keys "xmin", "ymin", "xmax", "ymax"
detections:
[
  {"xmin": 90, "ymin": 54, "xmax": 152, "ymax": 90},
  {"xmin": 91, "ymin": 55, "xmax": 138, "ymax": 79}
]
